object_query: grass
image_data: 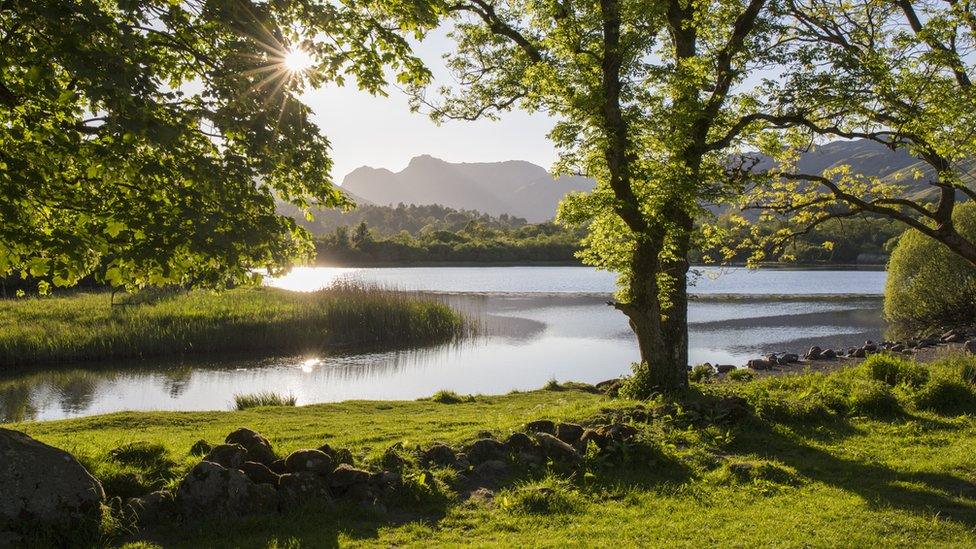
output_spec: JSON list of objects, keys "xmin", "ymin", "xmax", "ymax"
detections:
[
  {"xmin": 0, "ymin": 283, "xmax": 465, "ymax": 368},
  {"xmin": 6, "ymin": 355, "xmax": 976, "ymax": 547},
  {"xmin": 233, "ymin": 391, "xmax": 297, "ymax": 410}
]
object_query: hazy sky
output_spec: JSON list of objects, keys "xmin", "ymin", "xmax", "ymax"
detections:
[{"xmin": 298, "ymin": 30, "xmax": 558, "ymax": 183}]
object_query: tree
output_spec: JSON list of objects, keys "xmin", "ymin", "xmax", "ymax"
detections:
[
  {"xmin": 415, "ymin": 0, "xmax": 785, "ymax": 390},
  {"xmin": 0, "ymin": 0, "xmax": 431, "ymax": 292},
  {"xmin": 741, "ymin": 0, "xmax": 976, "ymax": 265}
]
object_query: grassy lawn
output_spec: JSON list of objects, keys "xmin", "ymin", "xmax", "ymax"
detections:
[
  {"xmin": 6, "ymin": 354, "xmax": 976, "ymax": 547},
  {"xmin": 0, "ymin": 284, "xmax": 464, "ymax": 368}
]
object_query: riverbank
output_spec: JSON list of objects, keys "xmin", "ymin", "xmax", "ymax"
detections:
[
  {"xmin": 0, "ymin": 285, "xmax": 465, "ymax": 368},
  {"xmin": 6, "ymin": 354, "xmax": 976, "ymax": 547}
]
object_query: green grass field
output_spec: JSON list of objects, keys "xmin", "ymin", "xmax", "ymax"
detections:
[
  {"xmin": 7, "ymin": 354, "xmax": 976, "ymax": 548},
  {"xmin": 0, "ymin": 284, "xmax": 465, "ymax": 368}
]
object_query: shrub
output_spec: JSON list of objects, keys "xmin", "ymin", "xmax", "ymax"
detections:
[
  {"xmin": 620, "ymin": 362, "xmax": 653, "ymax": 400},
  {"xmin": 727, "ymin": 369, "xmax": 753, "ymax": 382},
  {"xmin": 427, "ymin": 390, "xmax": 475, "ymax": 404},
  {"xmin": 848, "ymin": 379, "xmax": 902, "ymax": 417},
  {"xmin": 862, "ymin": 354, "xmax": 929, "ymax": 388},
  {"xmin": 914, "ymin": 377, "xmax": 976, "ymax": 416},
  {"xmin": 689, "ymin": 364, "xmax": 715, "ymax": 383},
  {"xmin": 233, "ymin": 391, "xmax": 296, "ymax": 410},
  {"xmin": 884, "ymin": 202, "xmax": 976, "ymax": 327}
]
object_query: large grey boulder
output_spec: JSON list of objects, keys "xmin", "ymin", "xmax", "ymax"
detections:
[
  {"xmin": 175, "ymin": 461, "xmax": 277, "ymax": 519},
  {"xmin": 0, "ymin": 428, "xmax": 104, "ymax": 536}
]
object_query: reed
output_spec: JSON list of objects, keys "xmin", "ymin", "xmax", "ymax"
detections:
[
  {"xmin": 0, "ymin": 282, "xmax": 466, "ymax": 368},
  {"xmin": 233, "ymin": 391, "xmax": 297, "ymax": 410}
]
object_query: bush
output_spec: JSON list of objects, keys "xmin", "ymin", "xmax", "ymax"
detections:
[
  {"xmin": 689, "ymin": 364, "xmax": 715, "ymax": 383},
  {"xmin": 914, "ymin": 377, "xmax": 976, "ymax": 415},
  {"xmin": 862, "ymin": 354, "xmax": 929, "ymax": 388},
  {"xmin": 727, "ymin": 369, "xmax": 753, "ymax": 382},
  {"xmin": 848, "ymin": 379, "xmax": 902, "ymax": 417},
  {"xmin": 427, "ymin": 390, "xmax": 475, "ymax": 404},
  {"xmin": 501, "ymin": 477, "xmax": 584, "ymax": 515},
  {"xmin": 885, "ymin": 202, "xmax": 976, "ymax": 327},
  {"xmin": 233, "ymin": 391, "xmax": 296, "ymax": 410}
]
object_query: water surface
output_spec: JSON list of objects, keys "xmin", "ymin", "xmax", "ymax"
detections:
[{"xmin": 0, "ymin": 267, "xmax": 886, "ymax": 422}]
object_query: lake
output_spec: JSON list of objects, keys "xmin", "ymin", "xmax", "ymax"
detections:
[{"xmin": 0, "ymin": 266, "xmax": 887, "ymax": 422}]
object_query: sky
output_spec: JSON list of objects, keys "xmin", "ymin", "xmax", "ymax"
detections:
[{"xmin": 297, "ymin": 29, "xmax": 558, "ymax": 184}]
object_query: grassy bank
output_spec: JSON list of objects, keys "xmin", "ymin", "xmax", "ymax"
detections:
[
  {"xmin": 0, "ymin": 284, "xmax": 465, "ymax": 368},
  {"xmin": 7, "ymin": 354, "xmax": 976, "ymax": 547}
]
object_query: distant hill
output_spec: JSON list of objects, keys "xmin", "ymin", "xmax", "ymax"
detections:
[
  {"xmin": 341, "ymin": 155, "xmax": 594, "ymax": 222},
  {"xmin": 336, "ymin": 142, "xmax": 974, "ymax": 223}
]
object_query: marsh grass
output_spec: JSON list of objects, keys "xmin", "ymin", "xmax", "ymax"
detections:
[
  {"xmin": 0, "ymin": 282, "xmax": 466, "ymax": 368},
  {"xmin": 234, "ymin": 391, "xmax": 297, "ymax": 410},
  {"xmin": 426, "ymin": 390, "xmax": 476, "ymax": 404}
]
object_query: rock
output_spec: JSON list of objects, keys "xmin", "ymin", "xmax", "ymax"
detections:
[
  {"xmin": 891, "ymin": 344, "xmax": 905, "ymax": 352},
  {"xmin": 472, "ymin": 460, "xmax": 509, "ymax": 482},
  {"xmin": 203, "ymin": 443, "xmax": 247, "ymax": 469},
  {"xmin": 0, "ymin": 428, "xmax": 105, "ymax": 537},
  {"xmin": 318, "ymin": 443, "xmax": 354, "ymax": 466},
  {"xmin": 595, "ymin": 423, "xmax": 640, "ymax": 446},
  {"xmin": 240, "ymin": 461, "xmax": 279, "ymax": 486},
  {"xmin": 805, "ymin": 346, "xmax": 822, "ymax": 360},
  {"xmin": 382, "ymin": 444, "xmax": 408, "ymax": 471},
  {"xmin": 524, "ymin": 419, "xmax": 555, "ymax": 435},
  {"xmin": 175, "ymin": 461, "xmax": 277, "ymax": 519},
  {"xmin": 965, "ymin": 339, "xmax": 976, "ymax": 354},
  {"xmin": 123, "ymin": 490, "xmax": 174, "ymax": 529},
  {"xmin": 516, "ymin": 445, "xmax": 547, "ymax": 466},
  {"xmin": 278, "ymin": 472, "xmax": 331, "ymax": 506},
  {"xmin": 863, "ymin": 341, "xmax": 878, "ymax": 353},
  {"xmin": 716, "ymin": 364, "xmax": 736, "ymax": 374},
  {"xmin": 852, "ymin": 347, "xmax": 866, "ymax": 358},
  {"xmin": 555, "ymin": 423, "xmax": 584, "ymax": 445},
  {"xmin": 465, "ymin": 438, "xmax": 509, "ymax": 464},
  {"xmin": 779, "ymin": 353, "xmax": 800, "ymax": 365},
  {"xmin": 821, "ymin": 348, "xmax": 836, "ymax": 359},
  {"xmin": 504, "ymin": 432, "xmax": 535, "ymax": 453},
  {"xmin": 535, "ymin": 433, "xmax": 581, "ymax": 462},
  {"xmin": 423, "ymin": 444, "xmax": 457, "ymax": 467},
  {"xmin": 579, "ymin": 428, "xmax": 606, "ymax": 449},
  {"xmin": 284, "ymin": 449, "xmax": 333, "ymax": 476},
  {"xmin": 747, "ymin": 358, "xmax": 774, "ymax": 370},
  {"xmin": 225, "ymin": 428, "xmax": 276, "ymax": 465},
  {"xmin": 269, "ymin": 459, "xmax": 287, "ymax": 475},
  {"xmin": 189, "ymin": 439, "xmax": 212, "ymax": 457},
  {"xmin": 329, "ymin": 464, "xmax": 371, "ymax": 492},
  {"xmin": 466, "ymin": 487, "xmax": 495, "ymax": 504}
]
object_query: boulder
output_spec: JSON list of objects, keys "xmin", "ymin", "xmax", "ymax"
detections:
[
  {"xmin": 821, "ymin": 349, "xmax": 837, "ymax": 360},
  {"xmin": 747, "ymin": 358, "xmax": 774, "ymax": 370},
  {"xmin": 0, "ymin": 428, "xmax": 105, "ymax": 537},
  {"xmin": 778, "ymin": 353, "xmax": 800, "ymax": 365},
  {"xmin": 189, "ymin": 439, "xmax": 212, "ymax": 457},
  {"xmin": 465, "ymin": 438, "xmax": 509, "ymax": 464},
  {"xmin": 269, "ymin": 459, "xmax": 287, "ymax": 475},
  {"xmin": 278, "ymin": 472, "xmax": 331, "ymax": 506},
  {"xmin": 472, "ymin": 460, "xmax": 509, "ymax": 483},
  {"xmin": 504, "ymin": 432, "xmax": 535, "ymax": 453},
  {"xmin": 202, "ymin": 443, "xmax": 246, "ymax": 469},
  {"xmin": 891, "ymin": 344, "xmax": 905, "ymax": 353},
  {"xmin": 535, "ymin": 433, "xmax": 581, "ymax": 463},
  {"xmin": 284, "ymin": 449, "xmax": 333, "ymax": 476},
  {"xmin": 554, "ymin": 423, "xmax": 584, "ymax": 445},
  {"xmin": 123, "ymin": 490, "xmax": 174, "ymax": 529},
  {"xmin": 318, "ymin": 443, "xmax": 354, "ymax": 466},
  {"xmin": 805, "ymin": 346, "xmax": 822, "ymax": 360},
  {"xmin": 595, "ymin": 423, "xmax": 640, "ymax": 445},
  {"xmin": 240, "ymin": 461, "xmax": 279, "ymax": 486},
  {"xmin": 524, "ymin": 419, "xmax": 555, "ymax": 435},
  {"xmin": 423, "ymin": 444, "xmax": 457, "ymax": 467},
  {"xmin": 863, "ymin": 341, "xmax": 878, "ymax": 353},
  {"xmin": 716, "ymin": 364, "xmax": 736, "ymax": 374},
  {"xmin": 328, "ymin": 464, "xmax": 371, "ymax": 492},
  {"xmin": 966, "ymin": 339, "xmax": 976, "ymax": 354},
  {"xmin": 225, "ymin": 428, "xmax": 276, "ymax": 465},
  {"xmin": 175, "ymin": 461, "xmax": 277, "ymax": 519}
]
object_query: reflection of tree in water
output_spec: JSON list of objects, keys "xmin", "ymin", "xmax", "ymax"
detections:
[
  {"xmin": 161, "ymin": 365, "xmax": 194, "ymax": 398},
  {"xmin": 0, "ymin": 379, "xmax": 38, "ymax": 422}
]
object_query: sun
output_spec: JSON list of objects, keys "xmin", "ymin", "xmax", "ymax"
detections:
[{"xmin": 283, "ymin": 47, "xmax": 314, "ymax": 73}]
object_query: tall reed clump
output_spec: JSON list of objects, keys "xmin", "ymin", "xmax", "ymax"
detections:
[
  {"xmin": 233, "ymin": 391, "xmax": 297, "ymax": 410},
  {"xmin": 0, "ymin": 282, "xmax": 467, "ymax": 368}
]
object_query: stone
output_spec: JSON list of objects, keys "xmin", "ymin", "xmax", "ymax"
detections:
[
  {"xmin": 0, "ymin": 428, "xmax": 105, "ymax": 537},
  {"xmin": 524, "ymin": 419, "xmax": 556, "ymax": 435},
  {"xmin": 595, "ymin": 423, "xmax": 639, "ymax": 445},
  {"xmin": 747, "ymin": 358, "xmax": 774, "ymax": 370},
  {"xmin": 203, "ymin": 443, "xmax": 247, "ymax": 469},
  {"xmin": 284, "ymin": 449, "xmax": 333, "ymax": 476},
  {"xmin": 123, "ymin": 490, "xmax": 174, "ymax": 529},
  {"xmin": 891, "ymin": 344, "xmax": 905, "ymax": 352},
  {"xmin": 852, "ymin": 347, "xmax": 866, "ymax": 358},
  {"xmin": 821, "ymin": 348, "xmax": 837, "ymax": 359},
  {"xmin": 504, "ymin": 432, "xmax": 535, "ymax": 453},
  {"xmin": 535, "ymin": 433, "xmax": 581, "ymax": 463},
  {"xmin": 805, "ymin": 346, "xmax": 822, "ymax": 360},
  {"xmin": 382, "ymin": 444, "xmax": 408, "ymax": 471},
  {"xmin": 189, "ymin": 439, "xmax": 212, "ymax": 457},
  {"xmin": 318, "ymin": 444, "xmax": 354, "ymax": 466},
  {"xmin": 175, "ymin": 461, "xmax": 277, "ymax": 519},
  {"xmin": 863, "ymin": 341, "xmax": 878, "ymax": 353},
  {"xmin": 225, "ymin": 428, "xmax": 276, "ymax": 465},
  {"xmin": 472, "ymin": 460, "xmax": 509, "ymax": 482},
  {"xmin": 778, "ymin": 353, "xmax": 799, "ymax": 365},
  {"xmin": 423, "ymin": 443, "xmax": 457, "ymax": 467},
  {"xmin": 965, "ymin": 339, "xmax": 976, "ymax": 354},
  {"xmin": 278, "ymin": 472, "xmax": 331, "ymax": 506},
  {"xmin": 554, "ymin": 423, "xmax": 584, "ymax": 445},
  {"xmin": 269, "ymin": 459, "xmax": 287, "ymax": 475},
  {"xmin": 329, "ymin": 464, "xmax": 371, "ymax": 491},
  {"xmin": 465, "ymin": 438, "xmax": 509, "ymax": 464},
  {"xmin": 716, "ymin": 364, "xmax": 736, "ymax": 374},
  {"xmin": 517, "ymin": 445, "xmax": 547, "ymax": 466},
  {"xmin": 240, "ymin": 461, "xmax": 279, "ymax": 486}
]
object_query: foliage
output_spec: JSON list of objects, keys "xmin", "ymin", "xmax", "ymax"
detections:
[
  {"xmin": 500, "ymin": 477, "xmax": 584, "ymax": 515},
  {"xmin": 727, "ymin": 369, "xmax": 754, "ymax": 382},
  {"xmin": 0, "ymin": 284, "xmax": 464, "ymax": 367},
  {"xmin": 234, "ymin": 391, "xmax": 297, "ymax": 410},
  {"xmin": 283, "ymin": 202, "xmax": 532, "ymax": 236},
  {"xmin": 313, "ymin": 220, "xmax": 581, "ymax": 265},
  {"xmin": 862, "ymin": 354, "xmax": 930, "ymax": 389},
  {"xmin": 913, "ymin": 377, "xmax": 976, "ymax": 416},
  {"xmin": 620, "ymin": 362, "xmax": 655, "ymax": 400},
  {"xmin": 426, "ymin": 390, "xmax": 476, "ymax": 404},
  {"xmin": 0, "ymin": 0, "xmax": 433, "ymax": 292},
  {"xmin": 884, "ymin": 202, "xmax": 976, "ymax": 327},
  {"xmin": 689, "ymin": 364, "xmax": 715, "ymax": 383}
]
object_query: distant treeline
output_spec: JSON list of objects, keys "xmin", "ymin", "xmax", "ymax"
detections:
[{"xmin": 283, "ymin": 202, "xmax": 532, "ymax": 236}]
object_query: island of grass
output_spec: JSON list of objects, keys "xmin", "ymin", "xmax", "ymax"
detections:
[
  {"xmin": 0, "ymin": 283, "xmax": 465, "ymax": 368},
  {"xmin": 7, "ymin": 353, "xmax": 976, "ymax": 547}
]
